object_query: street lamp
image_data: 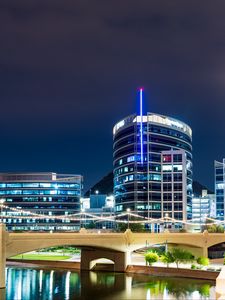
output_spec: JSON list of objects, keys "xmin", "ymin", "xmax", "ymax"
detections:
[
  {"xmin": 126, "ymin": 208, "xmax": 131, "ymax": 229},
  {"xmin": 0, "ymin": 199, "xmax": 5, "ymax": 224}
]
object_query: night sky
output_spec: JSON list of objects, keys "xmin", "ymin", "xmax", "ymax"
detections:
[{"xmin": 1, "ymin": 1, "xmax": 225, "ymax": 192}]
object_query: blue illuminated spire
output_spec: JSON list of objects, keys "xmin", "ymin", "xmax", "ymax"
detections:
[{"xmin": 140, "ymin": 88, "xmax": 143, "ymax": 164}]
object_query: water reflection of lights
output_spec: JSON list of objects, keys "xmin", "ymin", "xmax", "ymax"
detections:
[
  {"xmin": 146, "ymin": 288, "xmax": 150, "ymax": 300},
  {"xmin": 4, "ymin": 268, "xmax": 216, "ymax": 300},
  {"xmin": 163, "ymin": 288, "xmax": 169, "ymax": 299},
  {"xmin": 16, "ymin": 270, "xmax": 22, "ymax": 300},
  {"xmin": 6, "ymin": 268, "xmax": 11, "ymax": 294},
  {"xmin": 125, "ymin": 276, "xmax": 132, "ymax": 298},
  {"xmin": 39, "ymin": 270, "xmax": 43, "ymax": 292},
  {"xmin": 65, "ymin": 271, "xmax": 71, "ymax": 300},
  {"xmin": 49, "ymin": 270, "xmax": 54, "ymax": 300},
  {"xmin": 90, "ymin": 271, "xmax": 97, "ymax": 284},
  {"xmin": 191, "ymin": 291, "xmax": 200, "ymax": 299},
  {"xmin": 31, "ymin": 270, "xmax": 36, "ymax": 295}
]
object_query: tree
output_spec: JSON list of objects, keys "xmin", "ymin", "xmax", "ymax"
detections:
[
  {"xmin": 207, "ymin": 224, "xmax": 224, "ymax": 233},
  {"xmin": 160, "ymin": 251, "xmax": 175, "ymax": 267},
  {"xmin": 217, "ymin": 225, "xmax": 224, "ymax": 233},
  {"xmin": 207, "ymin": 224, "xmax": 217, "ymax": 233},
  {"xmin": 171, "ymin": 248, "xmax": 194, "ymax": 268},
  {"xmin": 199, "ymin": 284, "xmax": 210, "ymax": 297},
  {"xmin": 145, "ymin": 252, "xmax": 159, "ymax": 266},
  {"xmin": 202, "ymin": 218, "xmax": 214, "ymax": 232},
  {"xmin": 117, "ymin": 217, "xmax": 145, "ymax": 232},
  {"xmin": 197, "ymin": 257, "xmax": 209, "ymax": 268},
  {"xmin": 85, "ymin": 221, "xmax": 96, "ymax": 229}
]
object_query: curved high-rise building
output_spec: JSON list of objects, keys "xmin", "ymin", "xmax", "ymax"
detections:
[{"xmin": 113, "ymin": 113, "xmax": 192, "ymax": 225}]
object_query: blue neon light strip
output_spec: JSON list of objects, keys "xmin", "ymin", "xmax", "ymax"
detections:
[{"xmin": 140, "ymin": 88, "xmax": 143, "ymax": 164}]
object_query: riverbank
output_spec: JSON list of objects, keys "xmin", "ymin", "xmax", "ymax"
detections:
[
  {"xmin": 126, "ymin": 265, "xmax": 219, "ymax": 280},
  {"xmin": 7, "ymin": 259, "xmax": 219, "ymax": 280},
  {"xmin": 7, "ymin": 259, "xmax": 80, "ymax": 271}
]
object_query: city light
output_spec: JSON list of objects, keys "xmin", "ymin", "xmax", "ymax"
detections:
[
  {"xmin": 0, "ymin": 203, "xmax": 224, "ymax": 226},
  {"xmin": 139, "ymin": 88, "xmax": 143, "ymax": 164}
]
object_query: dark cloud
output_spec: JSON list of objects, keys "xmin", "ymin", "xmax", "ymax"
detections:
[{"xmin": 0, "ymin": 0, "xmax": 225, "ymax": 189}]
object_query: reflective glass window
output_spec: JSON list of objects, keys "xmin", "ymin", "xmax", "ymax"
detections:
[
  {"xmin": 6, "ymin": 183, "xmax": 22, "ymax": 188},
  {"xmin": 23, "ymin": 183, "xmax": 39, "ymax": 188},
  {"xmin": 40, "ymin": 183, "xmax": 51, "ymax": 188}
]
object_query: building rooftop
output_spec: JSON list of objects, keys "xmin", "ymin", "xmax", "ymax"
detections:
[
  {"xmin": 0, "ymin": 172, "xmax": 82, "ymax": 182},
  {"xmin": 113, "ymin": 113, "xmax": 192, "ymax": 137}
]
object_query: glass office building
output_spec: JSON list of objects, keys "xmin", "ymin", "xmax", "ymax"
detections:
[
  {"xmin": 113, "ymin": 113, "xmax": 193, "ymax": 225},
  {"xmin": 0, "ymin": 172, "xmax": 83, "ymax": 231},
  {"xmin": 215, "ymin": 160, "xmax": 225, "ymax": 220},
  {"xmin": 192, "ymin": 190, "xmax": 214, "ymax": 223}
]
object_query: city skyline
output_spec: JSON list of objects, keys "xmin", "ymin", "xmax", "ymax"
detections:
[
  {"xmin": 1, "ymin": 2, "xmax": 225, "ymax": 299},
  {"xmin": 1, "ymin": 1, "xmax": 225, "ymax": 191}
]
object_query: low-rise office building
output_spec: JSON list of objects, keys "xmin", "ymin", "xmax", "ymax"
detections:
[
  {"xmin": 0, "ymin": 172, "xmax": 83, "ymax": 231},
  {"xmin": 192, "ymin": 189, "xmax": 215, "ymax": 223},
  {"xmin": 80, "ymin": 194, "xmax": 115, "ymax": 229}
]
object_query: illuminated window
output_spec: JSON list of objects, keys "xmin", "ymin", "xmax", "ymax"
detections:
[
  {"xmin": 40, "ymin": 183, "xmax": 51, "ymax": 188},
  {"xmin": 127, "ymin": 156, "xmax": 135, "ymax": 162},
  {"xmin": 163, "ymin": 155, "xmax": 171, "ymax": 162},
  {"xmin": 7, "ymin": 190, "xmax": 22, "ymax": 195},
  {"xmin": 124, "ymin": 176, "xmax": 129, "ymax": 182},
  {"xmin": 137, "ymin": 205, "xmax": 145, "ymax": 210},
  {"xmin": 6, "ymin": 183, "xmax": 22, "ymax": 188},
  {"xmin": 50, "ymin": 190, "xmax": 57, "ymax": 195},
  {"xmin": 116, "ymin": 205, "xmax": 123, "ymax": 211},
  {"xmin": 162, "ymin": 165, "xmax": 172, "ymax": 172},
  {"xmin": 173, "ymin": 165, "xmax": 182, "ymax": 171},
  {"xmin": 150, "ymin": 174, "xmax": 161, "ymax": 181},
  {"xmin": 129, "ymin": 175, "xmax": 134, "ymax": 181},
  {"xmin": 216, "ymin": 183, "xmax": 225, "ymax": 189},
  {"xmin": 23, "ymin": 183, "xmax": 39, "ymax": 188}
]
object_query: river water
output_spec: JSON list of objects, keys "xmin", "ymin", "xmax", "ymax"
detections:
[{"xmin": 4, "ymin": 267, "xmax": 216, "ymax": 300}]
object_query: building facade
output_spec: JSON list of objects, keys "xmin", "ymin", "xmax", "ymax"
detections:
[
  {"xmin": 161, "ymin": 149, "xmax": 189, "ymax": 221},
  {"xmin": 192, "ymin": 189, "xmax": 215, "ymax": 223},
  {"xmin": 0, "ymin": 172, "xmax": 83, "ymax": 231},
  {"xmin": 113, "ymin": 113, "xmax": 193, "ymax": 226},
  {"xmin": 215, "ymin": 160, "xmax": 225, "ymax": 220},
  {"xmin": 80, "ymin": 194, "xmax": 115, "ymax": 229}
]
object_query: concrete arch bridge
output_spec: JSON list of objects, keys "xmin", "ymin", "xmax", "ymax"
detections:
[{"xmin": 1, "ymin": 224, "xmax": 225, "ymax": 293}]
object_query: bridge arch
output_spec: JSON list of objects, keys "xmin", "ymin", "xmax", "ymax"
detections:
[
  {"xmin": 89, "ymin": 258, "xmax": 115, "ymax": 270},
  {"xmin": 81, "ymin": 248, "xmax": 129, "ymax": 272},
  {"xmin": 208, "ymin": 242, "xmax": 225, "ymax": 259},
  {"xmin": 207, "ymin": 238, "xmax": 225, "ymax": 249}
]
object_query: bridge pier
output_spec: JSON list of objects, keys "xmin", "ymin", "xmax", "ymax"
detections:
[
  {"xmin": 81, "ymin": 248, "xmax": 130, "ymax": 272},
  {"xmin": 216, "ymin": 266, "xmax": 225, "ymax": 299},
  {"xmin": 0, "ymin": 224, "xmax": 6, "ymax": 289}
]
